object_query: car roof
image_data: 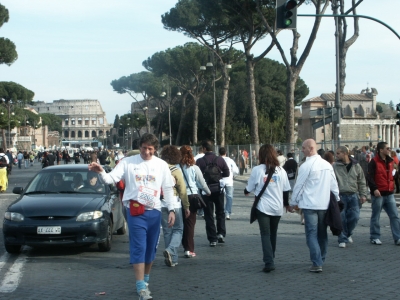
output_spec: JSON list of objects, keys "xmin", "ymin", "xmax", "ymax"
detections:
[{"xmin": 39, "ymin": 165, "xmax": 90, "ymax": 172}]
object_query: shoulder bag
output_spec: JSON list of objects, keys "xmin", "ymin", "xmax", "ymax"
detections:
[
  {"xmin": 181, "ymin": 164, "xmax": 207, "ymax": 212},
  {"xmin": 250, "ymin": 166, "xmax": 275, "ymax": 224}
]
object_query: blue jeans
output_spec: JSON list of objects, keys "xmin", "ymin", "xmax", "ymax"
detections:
[
  {"xmin": 338, "ymin": 193, "xmax": 360, "ymax": 243},
  {"xmin": 224, "ymin": 185, "xmax": 234, "ymax": 215},
  {"xmin": 18, "ymin": 159, "xmax": 22, "ymax": 169},
  {"xmin": 256, "ymin": 210, "xmax": 281, "ymax": 268},
  {"xmin": 303, "ymin": 209, "xmax": 328, "ymax": 267},
  {"xmin": 24, "ymin": 160, "xmax": 29, "ymax": 168},
  {"xmin": 161, "ymin": 207, "xmax": 183, "ymax": 264},
  {"xmin": 370, "ymin": 194, "xmax": 400, "ymax": 241}
]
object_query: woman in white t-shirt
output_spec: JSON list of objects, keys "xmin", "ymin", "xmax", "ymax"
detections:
[{"xmin": 245, "ymin": 144, "xmax": 291, "ymax": 273}]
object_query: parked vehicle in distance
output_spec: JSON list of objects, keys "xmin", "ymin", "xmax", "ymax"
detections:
[{"xmin": 3, "ymin": 164, "xmax": 126, "ymax": 253}]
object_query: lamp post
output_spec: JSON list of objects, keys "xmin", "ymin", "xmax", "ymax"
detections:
[{"xmin": 201, "ymin": 51, "xmax": 217, "ymax": 147}]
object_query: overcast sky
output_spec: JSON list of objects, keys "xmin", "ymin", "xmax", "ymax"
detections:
[{"xmin": 1, "ymin": 0, "xmax": 399, "ymax": 124}]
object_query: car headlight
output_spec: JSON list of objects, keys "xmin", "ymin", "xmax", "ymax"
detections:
[
  {"xmin": 5, "ymin": 212, "xmax": 24, "ymax": 222},
  {"xmin": 76, "ymin": 211, "xmax": 103, "ymax": 222}
]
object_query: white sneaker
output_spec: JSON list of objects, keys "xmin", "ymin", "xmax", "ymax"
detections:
[
  {"xmin": 348, "ymin": 236, "xmax": 353, "ymax": 243},
  {"xmin": 338, "ymin": 242, "xmax": 346, "ymax": 248},
  {"xmin": 226, "ymin": 214, "xmax": 230, "ymax": 220},
  {"xmin": 371, "ymin": 239, "xmax": 382, "ymax": 245},
  {"xmin": 138, "ymin": 288, "xmax": 153, "ymax": 300}
]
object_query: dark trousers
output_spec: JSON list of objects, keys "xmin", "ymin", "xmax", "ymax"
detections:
[
  {"xmin": 256, "ymin": 209, "xmax": 281, "ymax": 268},
  {"xmin": 203, "ymin": 192, "xmax": 226, "ymax": 242},
  {"xmin": 182, "ymin": 209, "xmax": 197, "ymax": 252}
]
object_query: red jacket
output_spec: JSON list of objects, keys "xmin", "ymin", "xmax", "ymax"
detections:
[{"xmin": 368, "ymin": 155, "xmax": 394, "ymax": 194}]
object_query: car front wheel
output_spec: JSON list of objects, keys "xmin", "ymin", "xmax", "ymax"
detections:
[
  {"xmin": 98, "ymin": 219, "xmax": 113, "ymax": 252},
  {"xmin": 5, "ymin": 243, "xmax": 21, "ymax": 254}
]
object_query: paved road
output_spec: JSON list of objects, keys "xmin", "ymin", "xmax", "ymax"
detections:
[{"xmin": 0, "ymin": 164, "xmax": 399, "ymax": 299}]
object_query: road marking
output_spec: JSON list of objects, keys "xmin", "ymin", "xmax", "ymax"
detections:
[
  {"xmin": 0, "ymin": 254, "xmax": 26, "ymax": 293},
  {"xmin": 0, "ymin": 253, "xmax": 10, "ymax": 272}
]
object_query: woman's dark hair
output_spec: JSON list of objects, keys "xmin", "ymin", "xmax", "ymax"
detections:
[
  {"xmin": 323, "ymin": 152, "xmax": 335, "ymax": 164},
  {"xmin": 258, "ymin": 144, "xmax": 279, "ymax": 168},
  {"xmin": 160, "ymin": 145, "xmax": 181, "ymax": 164},
  {"xmin": 180, "ymin": 145, "xmax": 195, "ymax": 167}
]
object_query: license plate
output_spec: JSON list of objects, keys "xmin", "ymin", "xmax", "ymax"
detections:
[{"xmin": 37, "ymin": 226, "xmax": 61, "ymax": 234}]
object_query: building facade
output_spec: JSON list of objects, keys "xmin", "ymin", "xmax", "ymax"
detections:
[
  {"xmin": 298, "ymin": 87, "xmax": 399, "ymax": 149},
  {"xmin": 33, "ymin": 99, "xmax": 112, "ymax": 145}
]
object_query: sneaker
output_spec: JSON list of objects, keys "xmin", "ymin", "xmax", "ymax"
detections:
[
  {"xmin": 170, "ymin": 262, "xmax": 178, "ymax": 267},
  {"xmin": 348, "ymin": 236, "xmax": 353, "ymax": 243},
  {"xmin": 263, "ymin": 266, "xmax": 275, "ymax": 273},
  {"xmin": 338, "ymin": 242, "xmax": 346, "ymax": 248},
  {"xmin": 395, "ymin": 239, "xmax": 400, "ymax": 245},
  {"xmin": 163, "ymin": 250, "xmax": 172, "ymax": 266},
  {"xmin": 138, "ymin": 288, "xmax": 153, "ymax": 300},
  {"xmin": 309, "ymin": 266, "xmax": 323, "ymax": 273},
  {"xmin": 184, "ymin": 251, "xmax": 196, "ymax": 258},
  {"xmin": 210, "ymin": 242, "xmax": 217, "ymax": 247},
  {"xmin": 226, "ymin": 214, "xmax": 230, "ymax": 220},
  {"xmin": 217, "ymin": 234, "xmax": 225, "ymax": 243},
  {"xmin": 371, "ymin": 239, "xmax": 382, "ymax": 245}
]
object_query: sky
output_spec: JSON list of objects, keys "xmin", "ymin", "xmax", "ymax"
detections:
[{"xmin": 0, "ymin": 0, "xmax": 400, "ymax": 124}]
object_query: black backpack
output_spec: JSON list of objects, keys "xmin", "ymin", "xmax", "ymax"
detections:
[
  {"xmin": 0, "ymin": 155, "xmax": 8, "ymax": 168},
  {"xmin": 202, "ymin": 156, "xmax": 222, "ymax": 185}
]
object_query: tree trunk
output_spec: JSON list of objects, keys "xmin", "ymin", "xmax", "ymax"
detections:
[
  {"xmin": 219, "ymin": 67, "xmax": 230, "ymax": 147},
  {"xmin": 285, "ymin": 71, "xmax": 297, "ymax": 144},
  {"xmin": 192, "ymin": 96, "xmax": 200, "ymax": 145},
  {"xmin": 245, "ymin": 56, "xmax": 259, "ymax": 145},
  {"xmin": 175, "ymin": 94, "xmax": 187, "ymax": 145}
]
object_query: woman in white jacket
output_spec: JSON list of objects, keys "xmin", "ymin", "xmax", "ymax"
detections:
[{"xmin": 245, "ymin": 144, "xmax": 291, "ymax": 273}]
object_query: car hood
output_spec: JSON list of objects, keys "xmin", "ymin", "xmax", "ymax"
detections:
[{"xmin": 8, "ymin": 194, "xmax": 108, "ymax": 217}]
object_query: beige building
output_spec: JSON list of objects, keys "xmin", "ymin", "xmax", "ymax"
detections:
[
  {"xmin": 32, "ymin": 99, "xmax": 112, "ymax": 147},
  {"xmin": 298, "ymin": 87, "xmax": 399, "ymax": 149}
]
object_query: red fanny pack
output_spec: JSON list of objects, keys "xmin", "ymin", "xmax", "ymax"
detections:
[{"xmin": 129, "ymin": 200, "xmax": 145, "ymax": 216}]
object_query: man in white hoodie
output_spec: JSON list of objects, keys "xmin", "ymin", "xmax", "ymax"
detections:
[
  {"xmin": 219, "ymin": 147, "xmax": 239, "ymax": 220},
  {"xmin": 290, "ymin": 139, "xmax": 340, "ymax": 273}
]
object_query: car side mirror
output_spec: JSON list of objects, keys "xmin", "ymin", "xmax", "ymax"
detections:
[{"xmin": 13, "ymin": 187, "xmax": 23, "ymax": 194}]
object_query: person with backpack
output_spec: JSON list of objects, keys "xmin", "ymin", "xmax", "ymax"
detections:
[
  {"xmin": 196, "ymin": 140, "xmax": 230, "ymax": 247},
  {"xmin": 0, "ymin": 148, "xmax": 9, "ymax": 192}
]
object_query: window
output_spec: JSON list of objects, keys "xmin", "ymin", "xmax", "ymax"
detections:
[
  {"xmin": 65, "ymin": 119, "xmax": 69, "ymax": 126},
  {"xmin": 64, "ymin": 131, "xmax": 69, "ymax": 138},
  {"xmin": 85, "ymin": 131, "xmax": 89, "ymax": 138},
  {"xmin": 78, "ymin": 118, "xmax": 82, "ymax": 125},
  {"xmin": 92, "ymin": 131, "xmax": 97, "ymax": 138},
  {"xmin": 71, "ymin": 131, "xmax": 75, "ymax": 138},
  {"xmin": 78, "ymin": 131, "xmax": 82, "ymax": 138}
]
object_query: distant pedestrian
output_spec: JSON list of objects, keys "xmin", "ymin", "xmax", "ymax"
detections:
[
  {"xmin": 219, "ymin": 147, "xmax": 239, "ymax": 220},
  {"xmin": 291, "ymin": 139, "xmax": 340, "ymax": 273},
  {"xmin": 367, "ymin": 141, "xmax": 400, "ymax": 246},
  {"xmin": 333, "ymin": 146, "xmax": 367, "ymax": 248},
  {"xmin": 17, "ymin": 151, "xmax": 23, "ymax": 169}
]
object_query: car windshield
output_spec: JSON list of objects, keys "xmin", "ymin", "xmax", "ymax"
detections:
[{"xmin": 23, "ymin": 169, "xmax": 108, "ymax": 195}]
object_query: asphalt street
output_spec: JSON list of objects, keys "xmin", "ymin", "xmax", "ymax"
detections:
[{"xmin": 0, "ymin": 162, "xmax": 399, "ymax": 299}]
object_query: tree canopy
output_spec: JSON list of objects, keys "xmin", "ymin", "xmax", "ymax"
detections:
[
  {"xmin": 0, "ymin": 4, "xmax": 17, "ymax": 66},
  {"xmin": 39, "ymin": 113, "xmax": 62, "ymax": 132}
]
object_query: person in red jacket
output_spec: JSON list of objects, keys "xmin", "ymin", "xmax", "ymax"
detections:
[{"xmin": 367, "ymin": 141, "xmax": 400, "ymax": 246}]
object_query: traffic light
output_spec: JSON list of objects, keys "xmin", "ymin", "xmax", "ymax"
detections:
[
  {"xmin": 396, "ymin": 103, "xmax": 400, "ymax": 125},
  {"xmin": 276, "ymin": 0, "xmax": 298, "ymax": 30}
]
